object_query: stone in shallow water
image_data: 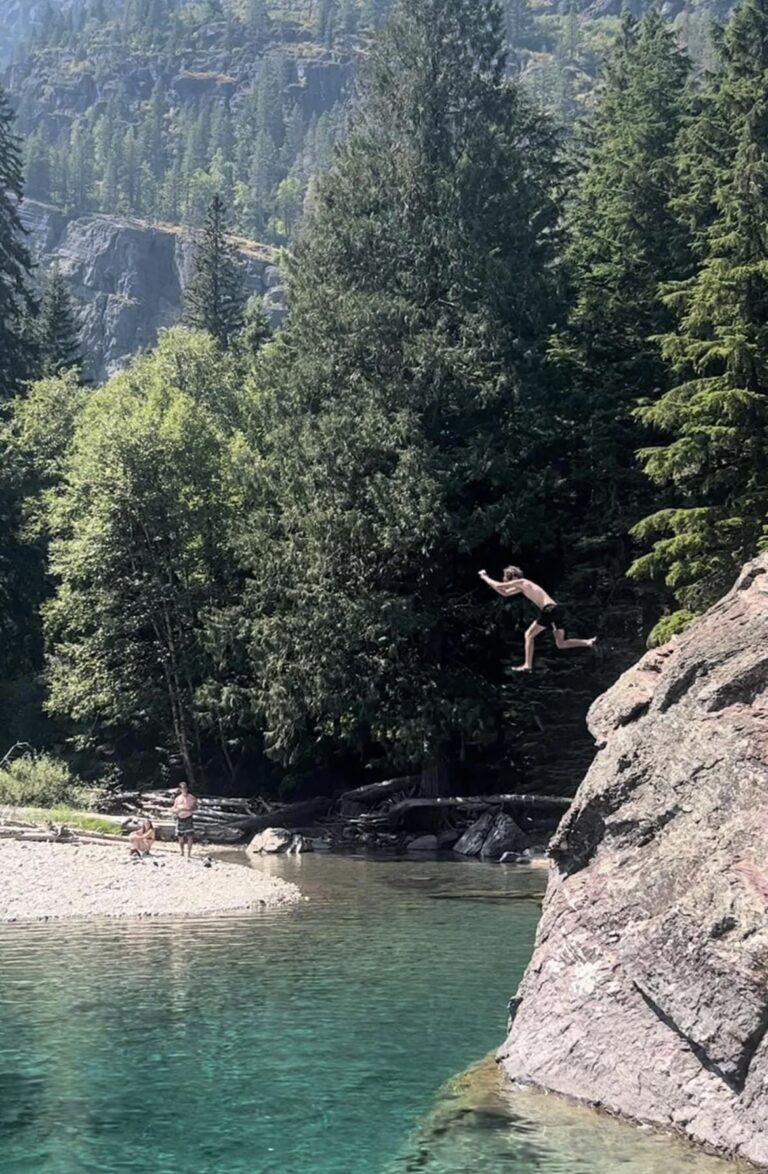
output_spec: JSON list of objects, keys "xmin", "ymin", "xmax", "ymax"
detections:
[
  {"xmin": 247, "ymin": 827, "xmax": 313, "ymax": 854},
  {"xmin": 453, "ymin": 811, "xmax": 495, "ymax": 857},
  {"xmin": 480, "ymin": 813, "xmax": 530, "ymax": 860}
]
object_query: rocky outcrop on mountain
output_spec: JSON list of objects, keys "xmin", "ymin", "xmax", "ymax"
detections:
[
  {"xmin": 21, "ymin": 199, "xmax": 281, "ymax": 382},
  {"xmin": 0, "ymin": 0, "xmax": 71, "ymax": 64},
  {"xmin": 500, "ymin": 554, "xmax": 768, "ymax": 1168}
]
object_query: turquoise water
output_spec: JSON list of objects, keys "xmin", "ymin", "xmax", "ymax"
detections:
[{"xmin": 0, "ymin": 854, "xmax": 739, "ymax": 1173}]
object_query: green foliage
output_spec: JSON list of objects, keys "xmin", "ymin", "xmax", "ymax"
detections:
[
  {"xmin": 6, "ymin": 806, "xmax": 121, "ymax": 835},
  {"xmin": 237, "ymin": 0, "xmax": 562, "ymax": 790},
  {"xmin": 37, "ymin": 265, "xmax": 83, "ymax": 379},
  {"xmin": 551, "ymin": 12, "xmax": 691, "ymax": 636},
  {"xmin": 183, "ymin": 194, "xmax": 247, "ymax": 347},
  {"xmin": 0, "ymin": 752, "xmax": 87, "ymax": 807},
  {"xmin": 646, "ymin": 608, "xmax": 697, "ymax": 647},
  {"xmin": 0, "ymin": 84, "xmax": 35, "ymax": 397},
  {"xmin": 42, "ymin": 330, "xmax": 245, "ymax": 785},
  {"xmin": 631, "ymin": 0, "xmax": 768, "ymax": 613}
]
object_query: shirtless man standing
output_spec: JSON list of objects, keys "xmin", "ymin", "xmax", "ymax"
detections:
[
  {"xmin": 172, "ymin": 782, "xmax": 198, "ymax": 858},
  {"xmin": 479, "ymin": 566, "xmax": 596, "ymax": 672}
]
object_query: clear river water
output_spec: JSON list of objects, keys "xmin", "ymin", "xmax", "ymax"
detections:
[{"xmin": 0, "ymin": 852, "xmax": 741, "ymax": 1173}]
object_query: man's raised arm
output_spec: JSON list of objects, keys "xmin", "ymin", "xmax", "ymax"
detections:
[{"xmin": 479, "ymin": 570, "xmax": 521, "ymax": 597}]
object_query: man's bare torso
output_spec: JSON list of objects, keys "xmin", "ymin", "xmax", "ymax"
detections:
[
  {"xmin": 514, "ymin": 578, "xmax": 556, "ymax": 609},
  {"xmin": 173, "ymin": 793, "xmax": 197, "ymax": 819}
]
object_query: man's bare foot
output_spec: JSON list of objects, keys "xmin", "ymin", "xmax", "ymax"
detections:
[{"xmin": 512, "ymin": 665, "xmax": 532, "ymax": 672}]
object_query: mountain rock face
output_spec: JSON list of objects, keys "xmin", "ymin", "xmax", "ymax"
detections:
[
  {"xmin": 500, "ymin": 554, "xmax": 768, "ymax": 1168},
  {"xmin": 0, "ymin": 0, "xmax": 71, "ymax": 64},
  {"xmin": 21, "ymin": 199, "xmax": 280, "ymax": 382}
]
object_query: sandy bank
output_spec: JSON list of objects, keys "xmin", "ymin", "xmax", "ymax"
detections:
[{"xmin": 0, "ymin": 840, "xmax": 301, "ymax": 922}]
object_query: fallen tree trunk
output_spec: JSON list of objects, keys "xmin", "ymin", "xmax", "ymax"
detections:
[
  {"xmin": 339, "ymin": 776, "xmax": 420, "ymax": 809},
  {"xmin": 385, "ymin": 794, "xmax": 572, "ymax": 819},
  {"xmin": 229, "ymin": 795, "xmax": 333, "ymax": 833}
]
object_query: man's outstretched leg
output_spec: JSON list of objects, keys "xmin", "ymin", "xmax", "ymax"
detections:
[
  {"xmin": 513, "ymin": 621, "xmax": 545, "ymax": 672},
  {"xmin": 554, "ymin": 628, "xmax": 597, "ymax": 652}
]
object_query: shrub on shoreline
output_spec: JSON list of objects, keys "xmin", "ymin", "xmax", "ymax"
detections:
[{"xmin": 0, "ymin": 752, "xmax": 88, "ymax": 808}]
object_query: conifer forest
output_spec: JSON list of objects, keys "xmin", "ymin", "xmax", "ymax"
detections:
[{"xmin": 0, "ymin": 0, "xmax": 766, "ymax": 804}]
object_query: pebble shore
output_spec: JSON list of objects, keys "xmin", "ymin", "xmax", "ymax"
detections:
[{"xmin": 0, "ymin": 840, "xmax": 301, "ymax": 922}]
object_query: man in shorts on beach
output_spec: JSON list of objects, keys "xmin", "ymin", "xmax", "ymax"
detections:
[
  {"xmin": 479, "ymin": 565, "xmax": 596, "ymax": 672},
  {"xmin": 172, "ymin": 782, "xmax": 198, "ymax": 858}
]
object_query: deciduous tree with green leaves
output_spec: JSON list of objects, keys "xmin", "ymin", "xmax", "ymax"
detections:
[{"xmin": 43, "ymin": 331, "xmax": 244, "ymax": 785}]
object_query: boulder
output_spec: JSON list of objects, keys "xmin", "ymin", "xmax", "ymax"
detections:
[
  {"xmin": 479, "ymin": 813, "xmax": 530, "ymax": 859},
  {"xmin": 453, "ymin": 811, "xmax": 495, "ymax": 857},
  {"xmin": 406, "ymin": 835, "xmax": 439, "ymax": 852},
  {"xmin": 247, "ymin": 827, "xmax": 313, "ymax": 855},
  {"xmin": 499, "ymin": 555, "xmax": 768, "ymax": 1169}
]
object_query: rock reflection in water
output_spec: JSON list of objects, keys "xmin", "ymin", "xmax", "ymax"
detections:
[{"xmin": 390, "ymin": 1056, "xmax": 748, "ymax": 1174}]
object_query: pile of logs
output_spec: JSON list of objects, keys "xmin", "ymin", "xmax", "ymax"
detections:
[
  {"xmin": 114, "ymin": 790, "xmax": 333, "ymax": 844},
  {"xmin": 331, "ymin": 776, "xmax": 572, "ymax": 848}
]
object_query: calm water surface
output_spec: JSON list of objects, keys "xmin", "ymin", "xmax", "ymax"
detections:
[{"xmin": 0, "ymin": 853, "xmax": 740, "ymax": 1173}]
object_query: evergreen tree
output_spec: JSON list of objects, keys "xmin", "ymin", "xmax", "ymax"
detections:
[
  {"xmin": 0, "ymin": 84, "xmax": 35, "ymax": 398},
  {"xmin": 239, "ymin": 294, "xmax": 272, "ymax": 359},
  {"xmin": 37, "ymin": 264, "xmax": 83, "ymax": 378},
  {"xmin": 551, "ymin": 13, "xmax": 691, "ymax": 640},
  {"xmin": 632, "ymin": 0, "xmax": 768, "ymax": 625},
  {"xmin": 239, "ymin": 0, "xmax": 561, "ymax": 792},
  {"xmin": 183, "ymin": 193, "xmax": 246, "ymax": 347}
]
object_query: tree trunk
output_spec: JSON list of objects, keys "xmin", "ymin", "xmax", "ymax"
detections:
[{"xmin": 420, "ymin": 753, "xmax": 451, "ymax": 798}]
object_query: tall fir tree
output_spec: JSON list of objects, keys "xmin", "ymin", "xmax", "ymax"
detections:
[
  {"xmin": 632, "ymin": 0, "xmax": 768, "ymax": 625},
  {"xmin": 37, "ymin": 264, "xmax": 83, "ymax": 378},
  {"xmin": 0, "ymin": 84, "xmax": 35, "ymax": 398},
  {"xmin": 238, "ymin": 0, "xmax": 562, "ymax": 793},
  {"xmin": 183, "ymin": 193, "xmax": 246, "ymax": 347},
  {"xmin": 551, "ymin": 12, "xmax": 691, "ymax": 641}
]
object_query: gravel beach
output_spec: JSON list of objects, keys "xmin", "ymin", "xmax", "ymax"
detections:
[{"xmin": 0, "ymin": 840, "xmax": 301, "ymax": 922}]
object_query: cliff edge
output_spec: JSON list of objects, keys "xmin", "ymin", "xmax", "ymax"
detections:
[{"xmin": 500, "ymin": 554, "xmax": 768, "ymax": 1167}]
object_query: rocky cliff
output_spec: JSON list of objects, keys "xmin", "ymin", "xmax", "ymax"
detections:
[
  {"xmin": 21, "ymin": 199, "xmax": 281, "ymax": 382},
  {"xmin": 500, "ymin": 554, "xmax": 768, "ymax": 1168}
]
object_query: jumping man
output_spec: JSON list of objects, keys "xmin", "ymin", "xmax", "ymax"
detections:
[{"xmin": 479, "ymin": 566, "xmax": 596, "ymax": 672}]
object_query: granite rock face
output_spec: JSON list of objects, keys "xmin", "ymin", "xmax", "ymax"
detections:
[
  {"xmin": 500, "ymin": 554, "xmax": 768, "ymax": 1168},
  {"xmin": 20, "ymin": 200, "xmax": 279, "ymax": 383}
]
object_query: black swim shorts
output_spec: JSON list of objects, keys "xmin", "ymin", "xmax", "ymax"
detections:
[
  {"xmin": 535, "ymin": 603, "xmax": 567, "ymax": 631},
  {"xmin": 175, "ymin": 815, "xmax": 195, "ymax": 839}
]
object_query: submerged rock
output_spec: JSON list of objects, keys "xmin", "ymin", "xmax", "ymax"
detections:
[
  {"xmin": 407, "ymin": 835, "xmax": 439, "ymax": 852},
  {"xmin": 499, "ymin": 555, "xmax": 768, "ymax": 1168}
]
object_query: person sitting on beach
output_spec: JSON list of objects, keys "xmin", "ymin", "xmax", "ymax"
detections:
[
  {"xmin": 129, "ymin": 818, "xmax": 155, "ymax": 858},
  {"xmin": 479, "ymin": 566, "xmax": 597, "ymax": 672},
  {"xmin": 172, "ymin": 782, "xmax": 198, "ymax": 859}
]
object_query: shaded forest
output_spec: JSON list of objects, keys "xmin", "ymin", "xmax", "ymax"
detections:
[{"xmin": 1, "ymin": 0, "xmax": 766, "ymax": 806}]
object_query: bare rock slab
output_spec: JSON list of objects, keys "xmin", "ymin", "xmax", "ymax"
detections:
[{"xmin": 499, "ymin": 554, "xmax": 768, "ymax": 1169}]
